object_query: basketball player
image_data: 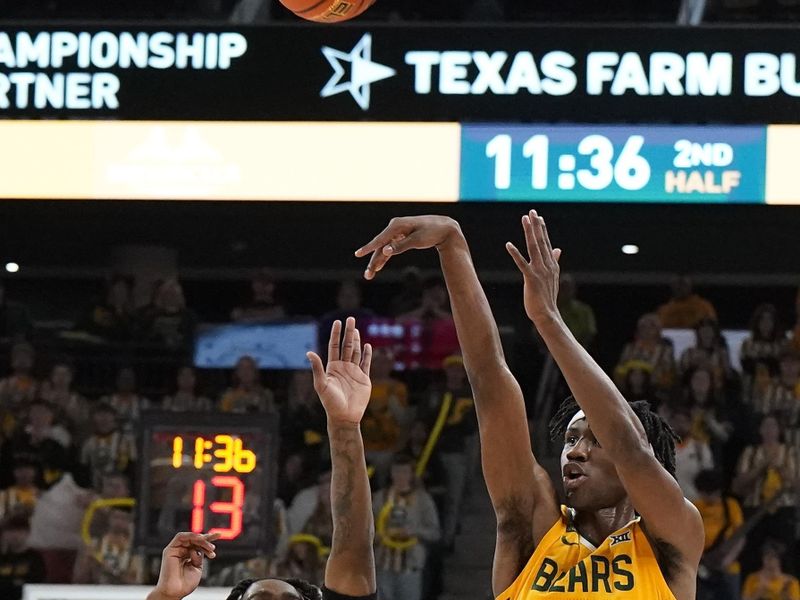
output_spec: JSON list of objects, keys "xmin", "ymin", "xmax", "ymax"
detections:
[
  {"xmin": 356, "ymin": 213, "xmax": 704, "ymax": 599},
  {"xmin": 147, "ymin": 318, "xmax": 378, "ymax": 600}
]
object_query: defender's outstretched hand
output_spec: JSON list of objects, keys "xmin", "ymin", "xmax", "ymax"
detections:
[
  {"xmin": 307, "ymin": 317, "xmax": 373, "ymax": 425},
  {"xmin": 505, "ymin": 209, "xmax": 563, "ymax": 325},
  {"xmin": 354, "ymin": 215, "xmax": 460, "ymax": 280},
  {"xmin": 148, "ymin": 532, "xmax": 219, "ymax": 600}
]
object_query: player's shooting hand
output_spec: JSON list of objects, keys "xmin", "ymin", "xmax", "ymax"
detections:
[
  {"xmin": 506, "ymin": 210, "xmax": 563, "ymax": 326},
  {"xmin": 148, "ymin": 532, "xmax": 220, "ymax": 600},
  {"xmin": 354, "ymin": 216, "xmax": 461, "ymax": 280},
  {"xmin": 307, "ymin": 317, "xmax": 373, "ymax": 426}
]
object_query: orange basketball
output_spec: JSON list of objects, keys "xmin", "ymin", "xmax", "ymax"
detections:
[{"xmin": 279, "ymin": 0, "xmax": 375, "ymax": 22}]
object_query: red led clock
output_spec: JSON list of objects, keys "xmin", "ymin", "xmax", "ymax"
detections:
[{"xmin": 136, "ymin": 411, "xmax": 278, "ymax": 555}]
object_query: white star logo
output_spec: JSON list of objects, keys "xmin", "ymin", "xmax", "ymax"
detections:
[{"xmin": 320, "ymin": 33, "xmax": 396, "ymax": 110}]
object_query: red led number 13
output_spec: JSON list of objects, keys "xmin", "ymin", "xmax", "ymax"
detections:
[{"xmin": 191, "ymin": 476, "xmax": 244, "ymax": 540}]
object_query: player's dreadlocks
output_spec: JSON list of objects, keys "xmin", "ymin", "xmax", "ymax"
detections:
[
  {"xmin": 226, "ymin": 577, "xmax": 323, "ymax": 600},
  {"xmin": 549, "ymin": 396, "xmax": 679, "ymax": 478}
]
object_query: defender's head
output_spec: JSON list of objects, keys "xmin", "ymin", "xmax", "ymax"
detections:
[
  {"xmin": 227, "ymin": 578, "xmax": 322, "ymax": 600},
  {"xmin": 550, "ymin": 397, "xmax": 678, "ymax": 512}
]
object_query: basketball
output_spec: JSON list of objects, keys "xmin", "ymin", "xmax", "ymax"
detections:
[{"xmin": 279, "ymin": 0, "xmax": 375, "ymax": 22}]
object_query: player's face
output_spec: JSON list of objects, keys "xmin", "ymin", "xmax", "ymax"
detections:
[
  {"xmin": 560, "ymin": 418, "xmax": 627, "ymax": 512},
  {"xmin": 243, "ymin": 579, "xmax": 305, "ymax": 600}
]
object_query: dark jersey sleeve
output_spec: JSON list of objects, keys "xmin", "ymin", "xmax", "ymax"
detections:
[{"xmin": 322, "ymin": 587, "xmax": 377, "ymax": 600}]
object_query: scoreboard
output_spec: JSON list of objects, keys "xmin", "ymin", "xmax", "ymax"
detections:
[{"xmin": 136, "ymin": 411, "xmax": 278, "ymax": 555}]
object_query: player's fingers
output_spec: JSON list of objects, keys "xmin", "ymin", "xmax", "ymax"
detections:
[
  {"xmin": 169, "ymin": 532, "xmax": 216, "ymax": 555},
  {"xmin": 506, "ymin": 242, "xmax": 532, "ymax": 276},
  {"xmin": 341, "ymin": 317, "xmax": 356, "ymax": 362},
  {"xmin": 360, "ymin": 343, "xmax": 373, "ymax": 376},
  {"xmin": 364, "ymin": 248, "xmax": 393, "ymax": 281},
  {"xmin": 382, "ymin": 231, "xmax": 423, "ymax": 256},
  {"xmin": 552, "ymin": 248, "xmax": 562, "ymax": 263},
  {"xmin": 522, "ymin": 213, "xmax": 542, "ymax": 267},
  {"xmin": 307, "ymin": 352, "xmax": 327, "ymax": 392},
  {"xmin": 328, "ymin": 320, "xmax": 342, "ymax": 362},
  {"xmin": 354, "ymin": 219, "xmax": 408, "ymax": 258},
  {"xmin": 352, "ymin": 328, "xmax": 362, "ymax": 366},
  {"xmin": 533, "ymin": 215, "xmax": 552, "ymax": 267}
]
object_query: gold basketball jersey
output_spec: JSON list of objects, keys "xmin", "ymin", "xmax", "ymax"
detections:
[{"xmin": 497, "ymin": 506, "xmax": 676, "ymax": 600}]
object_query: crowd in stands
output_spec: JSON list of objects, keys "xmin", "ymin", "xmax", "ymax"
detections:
[{"xmin": 0, "ymin": 272, "xmax": 798, "ymax": 600}]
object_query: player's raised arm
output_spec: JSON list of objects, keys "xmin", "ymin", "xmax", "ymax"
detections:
[
  {"xmin": 506, "ymin": 211, "xmax": 704, "ymax": 577},
  {"xmin": 356, "ymin": 216, "xmax": 559, "ymax": 594},
  {"xmin": 307, "ymin": 318, "xmax": 377, "ymax": 597},
  {"xmin": 146, "ymin": 532, "xmax": 219, "ymax": 600}
]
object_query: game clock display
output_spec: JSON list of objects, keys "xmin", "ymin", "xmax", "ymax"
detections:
[
  {"xmin": 136, "ymin": 412, "xmax": 278, "ymax": 554},
  {"xmin": 460, "ymin": 125, "xmax": 766, "ymax": 203}
]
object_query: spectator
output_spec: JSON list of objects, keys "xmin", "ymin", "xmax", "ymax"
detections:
[
  {"xmin": 617, "ymin": 361, "xmax": 657, "ymax": 404},
  {"xmin": 1, "ymin": 401, "xmax": 70, "ymax": 488},
  {"xmin": 740, "ymin": 304, "xmax": 787, "ymax": 394},
  {"xmin": 680, "ymin": 318, "xmax": 735, "ymax": 391},
  {"xmin": 614, "ymin": 313, "xmax": 676, "ymax": 396},
  {"xmin": 231, "ymin": 269, "xmax": 286, "ymax": 322},
  {"xmin": 273, "ymin": 536, "xmax": 325, "ymax": 585},
  {"xmin": 79, "ymin": 404, "xmax": 136, "ymax": 491},
  {"xmin": 287, "ymin": 469, "xmax": 332, "ymax": 545},
  {"xmin": 73, "ymin": 506, "xmax": 143, "ymax": 584},
  {"xmin": 694, "ymin": 469, "xmax": 745, "ymax": 600},
  {"xmin": 40, "ymin": 362, "xmax": 90, "ymax": 442},
  {"xmin": 557, "ymin": 273, "xmax": 597, "ymax": 349},
  {"xmin": 657, "ymin": 275, "xmax": 718, "ymax": 329},
  {"xmin": 0, "ymin": 280, "xmax": 32, "ymax": 342},
  {"xmin": 418, "ymin": 355, "xmax": 477, "ymax": 549},
  {"xmin": 319, "ymin": 280, "xmax": 375, "ymax": 353},
  {"xmin": 280, "ymin": 370, "xmax": 326, "ymax": 468},
  {"xmin": 0, "ymin": 516, "xmax": 45, "ymax": 600},
  {"xmin": 750, "ymin": 350, "xmax": 800, "ymax": 448},
  {"xmin": 162, "ymin": 366, "xmax": 213, "ymax": 412},
  {"xmin": 87, "ymin": 472, "xmax": 131, "ymax": 540},
  {"xmin": 733, "ymin": 413, "xmax": 798, "ymax": 575},
  {"xmin": 79, "ymin": 275, "xmax": 134, "ymax": 342},
  {"xmin": 0, "ymin": 342, "xmax": 39, "ymax": 436},
  {"xmin": 362, "ymin": 348, "xmax": 410, "ymax": 485},
  {"xmin": 137, "ymin": 278, "xmax": 198, "ymax": 350},
  {"xmin": 400, "ymin": 277, "xmax": 459, "ymax": 371},
  {"xmin": 99, "ymin": 367, "xmax": 149, "ymax": 433},
  {"xmin": 373, "ymin": 454, "xmax": 440, "ymax": 600},
  {"xmin": 0, "ymin": 456, "xmax": 42, "ymax": 521},
  {"xmin": 741, "ymin": 541, "xmax": 800, "ymax": 600},
  {"xmin": 219, "ymin": 356, "xmax": 275, "ymax": 413},
  {"xmin": 670, "ymin": 405, "xmax": 715, "ymax": 502},
  {"xmin": 683, "ymin": 367, "xmax": 738, "ymax": 463}
]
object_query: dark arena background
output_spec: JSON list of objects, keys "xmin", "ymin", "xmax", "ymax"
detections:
[{"xmin": 1, "ymin": 1, "xmax": 800, "ymax": 599}]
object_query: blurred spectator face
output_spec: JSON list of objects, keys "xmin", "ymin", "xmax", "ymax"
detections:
[
  {"xmin": 157, "ymin": 279, "xmax": 186, "ymax": 312},
  {"xmin": 370, "ymin": 348, "xmax": 394, "ymax": 380},
  {"xmin": 409, "ymin": 421, "xmax": 428, "ymax": 447},
  {"xmin": 759, "ymin": 415, "xmax": 781, "ymax": 445},
  {"xmin": 317, "ymin": 471, "xmax": 332, "ymax": 508},
  {"xmin": 13, "ymin": 464, "xmax": 36, "ymax": 487},
  {"xmin": 558, "ymin": 274, "xmax": 576, "ymax": 303},
  {"xmin": 108, "ymin": 509, "xmax": 133, "ymax": 535},
  {"xmin": 336, "ymin": 281, "xmax": 362, "ymax": 312},
  {"xmin": 636, "ymin": 314, "xmax": 661, "ymax": 343},
  {"xmin": 283, "ymin": 454, "xmax": 304, "ymax": 482},
  {"xmin": 177, "ymin": 367, "xmax": 196, "ymax": 392},
  {"xmin": 757, "ymin": 310, "xmax": 776, "ymax": 340},
  {"xmin": 252, "ymin": 273, "xmax": 276, "ymax": 301},
  {"xmin": 50, "ymin": 364, "xmax": 73, "ymax": 390},
  {"xmin": 626, "ymin": 367, "xmax": 650, "ymax": 395},
  {"xmin": 2, "ymin": 523, "xmax": 30, "ymax": 553},
  {"xmin": 93, "ymin": 408, "xmax": 117, "ymax": 435},
  {"xmin": 28, "ymin": 402, "xmax": 54, "ymax": 429},
  {"xmin": 762, "ymin": 545, "xmax": 782, "ymax": 572},
  {"xmin": 288, "ymin": 371, "xmax": 314, "ymax": 408},
  {"xmin": 11, "ymin": 343, "xmax": 34, "ymax": 374},
  {"xmin": 779, "ymin": 354, "xmax": 800, "ymax": 381},
  {"xmin": 102, "ymin": 474, "xmax": 130, "ymax": 499},
  {"xmin": 235, "ymin": 356, "xmax": 259, "ymax": 387},
  {"xmin": 696, "ymin": 321, "xmax": 717, "ymax": 350},
  {"xmin": 690, "ymin": 369, "xmax": 713, "ymax": 399},
  {"xmin": 670, "ymin": 410, "xmax": 692, "ymax": 439},
  {"xmin": 116, "ymin": 368, "xmax": 136, "ymax": 394},
  {"xmin": 390, "ymin": 462, "xmax": 414, "ymax": 494},
  {"xmin": 671, "ymin": 276, "xmax": 692, "ymax": 300}
]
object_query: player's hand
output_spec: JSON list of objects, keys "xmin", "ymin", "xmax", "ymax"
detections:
[
  {"xmin": 149, "ymin": 532, "xmax": 219, "ymax": 600},
  {"xmin": 505, "ymin": 209, "xmax": 563, "ymax": 325},
  {"xmin": 307, "ymin": 318, "xmax": 373, "ymax": 426},
  {"xmin": 354, "ymin": 216, "xmax": 461, "ymax": 280}
]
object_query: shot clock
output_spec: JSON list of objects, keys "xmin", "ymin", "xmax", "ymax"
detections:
[
  {"xmin": 136, "ymin": 412, "xmax": 278, "ymax": 554},
  {"xmin": 460, "ymin": 125, "xmax": 766, "ymax": 203}
]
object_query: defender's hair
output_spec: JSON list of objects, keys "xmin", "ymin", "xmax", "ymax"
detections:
[
  {"xmin": 549, "ymin": 396, "xmax": 680, "ymax": 478},
  {"xmin": 226, "ymin": 578, "xmax": 322, "ymax": 600}
]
